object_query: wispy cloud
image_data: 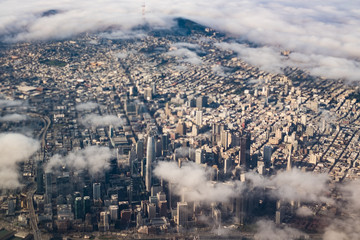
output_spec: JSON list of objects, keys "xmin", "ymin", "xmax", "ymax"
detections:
[
  {"xmin": 45, "ymin": 145, "xmax": 114, "ymax": 174},
  {"xmin": 0, "ymin": 133, "xmax": 39, "ymax": 189},
  {"xmin": 0, "ymin": 0, "xmax": 359, "ymax": 80},
  {"xmin": 80, "ymin": 114, "xmax": 127, "ymax": 127},
  {"xmin": 0, "ymin": 113, "xmax": 27, "ymax": 122}
]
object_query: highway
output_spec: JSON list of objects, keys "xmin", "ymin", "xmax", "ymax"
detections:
[
  {"xmin": 26, "ymin": 113, "xmax": 51, "ymax": 240},
  {"xmin": 27, "ymin": 186, "xmax": 42, "ymax": 240}
]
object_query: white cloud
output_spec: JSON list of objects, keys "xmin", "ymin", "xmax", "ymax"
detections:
[
  {"xmin": 80, "ymin": 114, "xmax": 127, "ymax": 127},
  {"xmin": 0, "ymin": 113, "xmax": 27, "ymax": 122},
  {"xmin": 45, "ymin": 145, "xmax": 114, "ymax": 174},
  {"xmin": 153, "ymin": 161, "xmax": 244, "ymax": 203},
  {"xmin": 76, "ymin": 102, "xmax": 99, "ymax": 111},
  {"xmin": 295, "ymin": 206, "xmax": 313, "ymax": 217},
  {"xmin": 0, "ymin": 133, "xmax": 40, "ymax": 189},
  {"xmin": 166, "ymin": 47, "xmax": 203, "ymax": 65},
  {"xmin": 0, "ymin": 0, "xmax": 360, "ymax": 80},
  {"xmin": 246, "ymin": 168, "xmax": 332, "ymax": 203},
  {"xmin": 0, "ymin": 99, "xmax": 23, "ymax": 108},
  {"xmin": 254, "ymin": 219, "xmax": 307, "ymax": 240}
]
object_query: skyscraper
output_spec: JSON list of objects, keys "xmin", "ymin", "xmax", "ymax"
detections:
[
  {"xmin": 146, "ymin": 136, "xmax": 155, "ymax": 192},
  {"xmin": 287, "ymin": 144, "xmax": 293, "ymax": 172},
  {"xmin": 45, "ymin": 172, "xmax": 52, "ymax": 203},
  {"xmin": 196, "ymin": 96, "xmax": 208, "ymax": 109},
  {"xmin": 74, "ymin": 197, "xmax": 83, "ymax": 219},
  {"xmin": 195, "ymin": 148, "xmax": 204, "ymax": 164},
  {"xmin": 239, "ymin": 132, "xmax": 251, "ymax": 169},
  {"xmin": 196, "ymin": 110, "xmax": 203, "ymax": 126},
  {"xmin": 176, "ymin": 121, "xmax": 186, "ymax": 136},
  {"xmin": 263, "ymin": 145, "xmax": 272, "ymax": 168},
  {"xmin": 93, "ymin": 183, "xmax": 101, "ymax": 201},
  {"xmin": 136, "ymin": 138, "xmax": 144, "ymax": 161},
  {"xmin": 177, "ymin": 202, "xmax": 188, "ymax": 227}
]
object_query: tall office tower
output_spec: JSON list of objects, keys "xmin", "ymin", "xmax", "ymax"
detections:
[
  {"xmin": 263, "ymin": 145, "xmax": 272, "ymax": 168},
  {"xmin": 144, "ymin": 87, "xmax": 153, "ymax": 101},
  {"xmin": 136, "ymin": 139, "xmax": 144, "ymax": 161},
  {"xmin": 176, "ymin": 121, "xmax": 187, "ymax": 136},
  {"xmin": 146, "ymin": 136, "xmax": 155, "ymax": 192},
  {"xmin": 195, "ymin": 148, "xmax": 204, "ymax": 164},
  {"xmin": 151, "ymin": 82, "xmax": 156, "ymax": 95},
  {"xmin": 301, "ymin": 115, "xmax": 307, "ymax": 125},
  {"xmin": 212, "ymin": 123, "xmax": 224, "ymax": 145},
  {"xmin": 235, "ymin": 191, "xmax": 254, "ymax": 225},
  {"xmin": 161, "ymin": 134, "xmax": 169, "ymax": 156},
  {"xmin": 7, "ymin": 198, "xmax": 16, "ymax": 216},
  {"xmin": 45, "ymin": 172, "xmax": 52, "ymax": 203},
  {"xmin": 56, "ymin": 174, "xmax": 71, "ymax": 196},
  {"xmin": 83, "ymin": 196, "xmax": 91, "ymax": 215},
  {"xmin": 109, "ymin": 205, "xmax": 119, "ymax": 221},
  {"xmin": 239, "ymin": 132, "xmax": 251, "ymax": 169},
  {"xmin": 196, "ymin": 110, "xmax": 203, "ymax": 126},
  {"xmin": 196, "ymin": 96, "xmax": 208, "ymax": 109},
  {"xmin": 287, "ymin": 144, "xmax": 293, "ymax": 172},
  {"xmin": 177, "ymin": 202, "xmax": 188, "ymax": 227},
  {"xmin": 36, "ymin": 164, "xmax": 44, "ymax": 194},
  {"xmin": 220, "ymin": 130, "xmax": 231, "ymax": 150},
  {"xmin": 224, "ymin": 157, "xmax": 233, "ymax": 174},
  {"xmin": 147, "ymin": 203, "xmax": 156, "ymax": 219},
  {"xmin": 74, "ymin": 197, "xmax": 83, "ymax": 219},
  {"xmin": 156, "ymin": 139, "xmax": 162, "ymax": 157},
  {"xmin": 129, "ymin": 148, "xmax": 137, "ymax": 176},
  {"xmin": 100, "ymin": 211, "xmax": 110, "ymax": 231},
  {"xmin": 93, "ymin": 183, "xmax": 101, "ymax": 201},
  {"xmin": 129, "ymin": 85, "xmax": 138, "ymax": 96}
]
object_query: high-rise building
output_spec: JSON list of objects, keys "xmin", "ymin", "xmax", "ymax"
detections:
[
  {"xmin": 83, "ymin": 196, "xmax": 91, "ymax": 215},
  {"xmin": 36, "ymin": 164, "xmax": 44, "ymax": 194},
  {"xmin": 196, "ymin": 96, "xmax": 208, "ymax": 109},
  {"xmin": 195, "ymin": 148, "xmax": 204, "ymax": 164},
  {"xmin": 161, "ymin": 134, "xmax": 169, "ymax": 156},
  {"xmin": 176, "ymin": 121, "xmax": 186, "ymax": 136},
  {"xmin": 196, "ymin": 110, "xmax": 203, "ymax": 126},
  {"xmin": 224, "ymin": 157, "xmax": 233, "ymax": 174},
  {"xmin": 144, "ymin": 87, "xmax": 153, "ymax": 101},
  {"xmin": 45, "ymin": 172, "xmax": 52, "ymax": 203},
  {"xmin": 287, "ymin": 144, "xmax": 293, "ymax": 172},
  {"xmin": 129, "ymin": 85, "xmax": 138, "ymax": 96},
  {"xmin": 100, "ymin": 211, "xmax": 110, "ymax": 231},
  {"xmin": 136, "ymin": 139, "xmax": 144, "ymax": 161},
  {"xmin": 93, "ymin": 183, "xmax": 101, "ymax": 201},
  {"xmin": 177, "ymin": 202, "xmax": 188, "ymax": 227},
  {"xmin": 7, "ymin": 198, "xmax": 16, "ymax": 216},
  {"xmin": 147, "ymin": 203, "xmax": 156, "ymax": 219},
  {"xmin": 109, "ymin": 205, "xmax": 119, "ymax": 221},
  {"xmin": 263, "ymin": 145, "xmax": 272, "ymax": 167},
  {"xmin": 146, "ymin": 136, "xmax": 155, "ymax": 192},
  {"xmin": 220, "ymin": 130, "xmax": 231, "ymax": 150},
  {"xmin": 56, "ymin": 174, "xmax": 71, "ymax": 196},
  {"xmin": 239, "ymin": 132, "xmax": 251, "ymax": 169},
  {"xmin": 151, "ymin": 82, "xmax": 156, "ymax": 96},
  {"xmin": 74, "ymin": 197, "xmax": 83, "ymax": 219}
]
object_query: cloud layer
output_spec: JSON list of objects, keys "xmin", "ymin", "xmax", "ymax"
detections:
[
  {"xmin": 80, "ymin": 114, "xmax": 127, "ymax": 127},
  {"xmin": 0, "ymin": 114, "xmax": 27, "ymax": 122},
  {"xmin": 45, "ymin": 145, "xmax": 114, "ymax": 174},
  {"xmin": 246, "ymin": 168, "xmax": 332, "ymax": 203},
  {"xmin": 0, "ymin": 0, "xmax": 359, "ymax": 80},
  {"xmin": 154, "ymin": 161, "xmax": 244, "ymax": 203},
  {"xmin": 254, "ymin": 220, "xmax": 306, "ymax": 240},
  {"xmin": 0, "ymin": 99, "xmax": 23, "ymax": 108},
  {"xmin": 0, "ymin": 133, "xmax": 40, "ymax": 189},
  {"xmin": 76, "ymin": 102, "xmax": 99, "ymax": 111}
]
